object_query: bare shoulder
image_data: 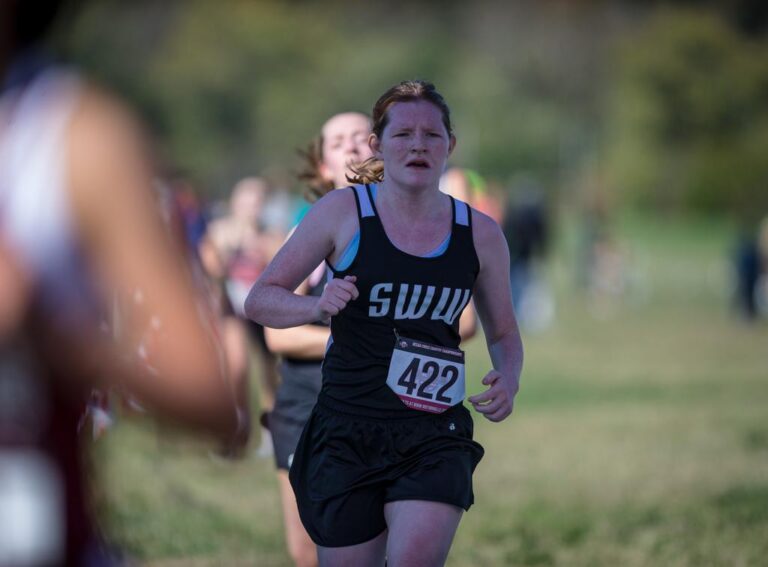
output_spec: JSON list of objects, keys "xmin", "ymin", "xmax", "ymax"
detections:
[
  {"xmin": 471, "ymin": 207, "xmax": 506, "ymax": 250},
  {"xmin": 298, "ymin": 186, "xmax": 358, "ymax": 235},
  {"xmin": 307, "ymin": 185, "xmax": 357, "ymax": 220},
  {"xmin": 470, "ymin": 207, "xmax": 509, "ymax": 274},
  {"xmin": 291, "ymin": 186, "xmax": 359, "ymax": 264}
]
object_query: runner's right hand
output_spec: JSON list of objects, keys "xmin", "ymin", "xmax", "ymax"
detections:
[{"xmin": 315, "ymin": 275, "xmax": 358, "ymax": 322}]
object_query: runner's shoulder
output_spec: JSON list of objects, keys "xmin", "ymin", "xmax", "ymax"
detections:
[
  {"xmin": 305, "ymin": 186, "xmax": 358, "ymax": 224},
  {"xmin": 470, "ymin": 207, "xmax": 505, "ymax": 250}
]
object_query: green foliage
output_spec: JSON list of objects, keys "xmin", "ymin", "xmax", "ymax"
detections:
[
  {"xmin": 63, "ymin": 1, "xmax": 604, "ymax": 197},
  {"xmin": 605, "ymin": 8, "xmax": 768, "ymax": 219},
  {"xmin": 63, "ymin": 3, "xmax": 768, "ymax": 215}
]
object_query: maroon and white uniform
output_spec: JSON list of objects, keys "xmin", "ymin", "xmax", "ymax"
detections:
[{"xmin": 0, "ymin": 63, "xmax": 110, "ymax": 566}]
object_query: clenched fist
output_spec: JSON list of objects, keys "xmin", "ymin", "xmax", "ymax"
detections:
[{"xmin": 315, "ymin": 275, "xmax": 359, "ymax": 322}]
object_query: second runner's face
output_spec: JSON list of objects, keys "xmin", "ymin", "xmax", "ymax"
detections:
[
  {"xmin": 320, "ymin": 113, "xmax": 373, "ymax": 188},
  {"xmin": 373, "ymin": 100, "xmax": 455, "ymax": 190}
]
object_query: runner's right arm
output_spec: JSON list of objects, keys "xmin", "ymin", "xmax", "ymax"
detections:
[{"xmin": 244, "ymin": 189, "xmax": 359, "ymax": 328}]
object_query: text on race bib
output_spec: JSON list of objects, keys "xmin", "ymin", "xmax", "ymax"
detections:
[{"xmin": 386, "ymin": 335, "xmax": 465, "ymax": 413}]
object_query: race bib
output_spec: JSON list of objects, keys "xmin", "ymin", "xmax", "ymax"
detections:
[{"xmin": 386, "ymin": 334, "xmax": 465, "ymax": 413}]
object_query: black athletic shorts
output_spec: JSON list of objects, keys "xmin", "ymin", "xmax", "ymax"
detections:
[
  {"xmin": 270, "ymin": 360, "xmax": 323, "ymax": 470},
  {"xmin": 289, "ymin": 393, "xmax": 485, "ymax": 548}
]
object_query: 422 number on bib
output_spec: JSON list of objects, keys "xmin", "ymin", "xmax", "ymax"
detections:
[{"xmin": 386, "ymin": 335, "xmax": 466, "ymax": 413}]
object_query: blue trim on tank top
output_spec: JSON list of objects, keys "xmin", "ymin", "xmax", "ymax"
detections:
[{"xmin": 333, "ymin": 184, "xmax": 451, "ymax": 271}]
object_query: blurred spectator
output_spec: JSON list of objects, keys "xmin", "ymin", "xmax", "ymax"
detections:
[
  {"xmin": 163, "ymin": 174, "xmax": 252, "ymax": 458},
  {"xmin": 732, "ymin": 231, "xmax": 761, "ymax": 321},
  {"xmin": 758, "ymin": 216, "xmax": 768, "ymax": 316},
  {"xmin": 0, "ymin": 2, "xmax": 246, "ymax": 564},
  {"xmin": 206, "ymin": 177, "xmax": 282, "ymax": 457},
  {"xmin": 440, "ymin": 167, "xmax": 474, "ymax": 202},
  {"xmin": 575, "ymin": 185, "xmax": 636, "ymax": 318},
  {"xmin": 465, "ymin": 169, "xmax": 504, "ymax": 223},
  {"xmin": 733, "ymin": 216, "xmax": 768, "ymax": 321},
  {"xmin": 207, "ymin": 178, "xmax": 272, "ymax": 310},
  {"xmin": 262, "ymin": 186, "xmax": 304, "ymax": 237},
  {"xmin": 502, "ymin": 180, "xmax": 554, "ymax": 332}
]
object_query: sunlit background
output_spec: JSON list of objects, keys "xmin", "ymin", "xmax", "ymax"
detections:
[{"xmin": 47, "ymin": 1, "xmax": 768, "ymax": 565}]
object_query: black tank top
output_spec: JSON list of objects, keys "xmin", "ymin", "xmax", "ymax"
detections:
[{"xmin": 322, "ymin": 184, "xmax": 479, "ymax": 414}]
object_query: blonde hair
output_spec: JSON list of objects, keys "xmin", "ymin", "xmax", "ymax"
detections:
[{"xmin": 347, "ymin": 157, "xmax": 385, "ymax": 185}]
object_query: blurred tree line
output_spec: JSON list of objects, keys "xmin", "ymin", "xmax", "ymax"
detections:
[
  {"xmin": 605, "ymin": 4, "xmax": 768, "ymax": 223},
  {"xmin": 58, "ymin": 0, "xmax": 767, "ymax": 221}
]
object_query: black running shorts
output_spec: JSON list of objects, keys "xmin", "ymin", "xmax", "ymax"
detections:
[{"xmin": 289, "ymin": 394, "xmax": 485, "ymax": 548}]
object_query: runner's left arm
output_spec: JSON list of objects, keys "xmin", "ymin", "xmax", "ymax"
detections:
[{"xmin": 467, "ymin": 212, "xmax": 523, "ymax": 422}]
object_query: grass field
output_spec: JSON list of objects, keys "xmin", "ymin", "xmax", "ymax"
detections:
[{"xmin": 94, "ymin": 213, "xmax": 768, "ymax": 566}]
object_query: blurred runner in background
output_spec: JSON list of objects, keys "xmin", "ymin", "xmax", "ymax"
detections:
[
  {"xmin": 0, "ymin": 1, "xmax": 247, "ymax": 564},
  {"xmin": 264, "ymin": 110, "xmax": 373, "ymax": 567},
  {"xmin": 206, "ymin": 177, "xmax": 282, "ymax": 457}
]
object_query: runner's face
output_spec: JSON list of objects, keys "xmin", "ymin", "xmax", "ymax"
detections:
[
  {"xmin": 231, "ymin": 182, "xmax": 266, "ymax": 224},
  {"xmin": 320, "ymin": 113, "xmax": 373, "ymax": 188},
  {"xmin": 373, "ymin": 100, "xmax": 455, "ymax": 191}
]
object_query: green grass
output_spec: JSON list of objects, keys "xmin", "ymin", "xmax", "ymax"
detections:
[{"xmin": 94, "ymin": 213, "xmax": 768, "ymax": 566}]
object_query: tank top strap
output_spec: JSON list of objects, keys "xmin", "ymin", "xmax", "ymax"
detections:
[
  {"xmin": 351, "ymin": 184, "xmax": 376, "ymax": 220},
  {"xmin": 452, "ymin": 197, "xmax": 471, "ymax": 228},
  {"xmin": 449, "ymin": 197, "xmax": 477, "ymax": 263}
]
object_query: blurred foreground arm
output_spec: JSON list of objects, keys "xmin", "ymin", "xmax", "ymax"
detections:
[
  {"xmin": 0, "ymin": 241, "xmax": 30, "ymax": 340},
  {"xmin": 67, "ymin": 87, "xmax": 244, "ymax": 442}
]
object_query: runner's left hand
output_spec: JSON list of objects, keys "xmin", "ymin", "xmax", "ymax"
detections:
[{"xmin": 468, "ymin": 370, "xmax": 517, "ymax": 422}]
